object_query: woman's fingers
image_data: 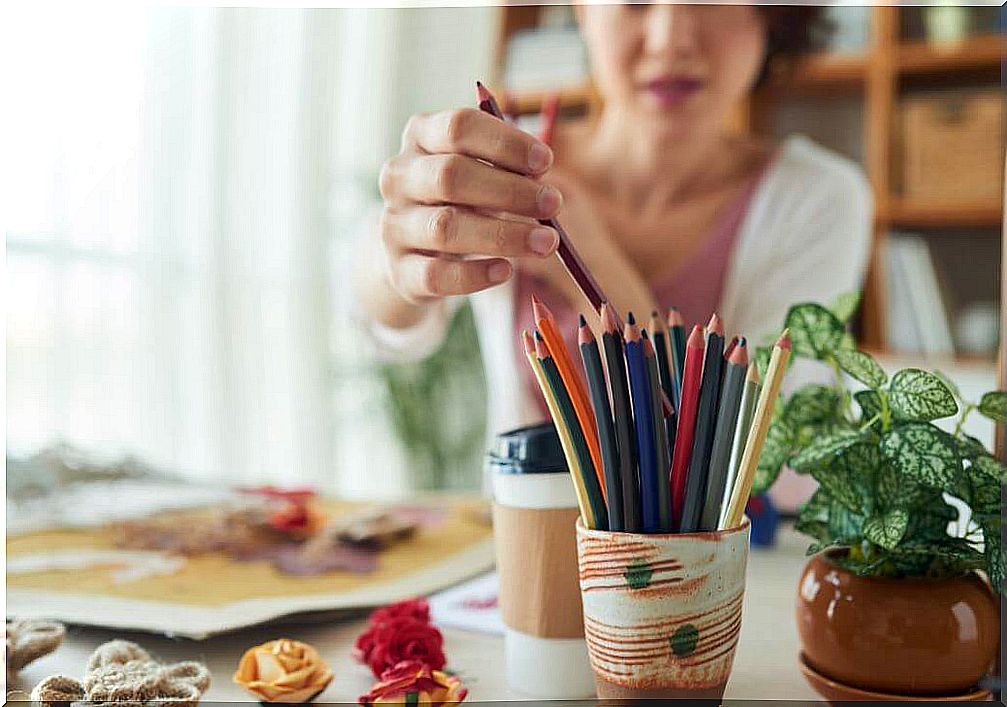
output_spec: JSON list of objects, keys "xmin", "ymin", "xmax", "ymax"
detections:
[
  {"xmin": 383, "ymin": 152, "xmax": 563, "ymax": 219},
  {"xmin": 393, "ymin": 253, "xmax": 513, "ymax": 301},
  {"xmin": 403, "ymin": 108, "xmax": 553, "ymax": 176},
  {"xmin": 383, "ymin": 206, "xmax": 558, "ymax": 258}
]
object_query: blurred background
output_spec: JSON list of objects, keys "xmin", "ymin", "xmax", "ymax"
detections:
[{"xmin": 5, "ymin": 4, "xmax": 1004, "ymax": 499}]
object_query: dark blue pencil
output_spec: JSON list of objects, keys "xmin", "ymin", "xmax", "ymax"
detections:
[{"xmin": 624, "ymin": 313, "xmax": 659, "ymax": 533}]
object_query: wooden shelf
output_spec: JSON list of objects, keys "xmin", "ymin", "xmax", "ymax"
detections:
[
  {"xmin": 896, "ymin": 34, "xmax": 1007, "ymax": 75},
  {"xmin": 500, "ymin": 85, "xmax": 594, "ymax": 116},
  {"xmin": 884, "ymin": 197, "xmax": 1003, "ymax": 228},
  {"xmin": 788, "ymin": 52, "xmax": 868, "ymax": 87}
]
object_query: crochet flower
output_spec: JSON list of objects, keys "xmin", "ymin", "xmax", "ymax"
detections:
[
  {"xmin": 353, "ymin": 616, "xmax": 445, "ymax": 678},
  {"xmin": 358, "ymin": 661, "xmax": 467, "ymax": 706},
  {"xmin": 233, "ymin": 639, "xmax": 333, "ymax": 703}
]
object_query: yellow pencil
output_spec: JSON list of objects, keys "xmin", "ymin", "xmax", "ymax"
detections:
[
  {"xmin": 722, "ymin": 329, "xmax": 792, "ymax": 528},
  {"xmin": 522, "ymin": 331, "xmax": 596, "ymax": 528}
]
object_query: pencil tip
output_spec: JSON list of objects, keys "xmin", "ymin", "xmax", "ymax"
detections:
[
  {"xmin": 651, "ymin": 309, "xmax": 659, "ymax": 318},
  {"xmin": 600, "ymin": 302, "xmax": 619, "ymax": 334},
  {"xmin": 641, "ymin": 328, "xmax": 649, "ymax": 340},
  {"xmin": 687, "ymin": 324, "xmax": 705, "ymax": 347},
  {"xmin": 476, "ymin": 81, "xmax": 490, "ymax": 100},
  {"xmin": 642, "ymin": 336, "xmax": 655, "ymax": 356},
  {"xmin": 668, "ymin": 307, "xmax": 684, "ymax": 326},
  {"xmin": 534, "ymin": 330, "xmax": 544, "ymax": 341},
  {"xmin": 531, "ymin": 296, "xmax": 551, "ymax": 323},
  {"xmin": 627, "ymin": 311, "xmax": 636, "ymax": 325},
  {"xmin": 578, "ymin": 313, "xmax": 587, "ymax": 327},
  {"xmin": 738, "ymin": 337, "xmax": 747, "ymax": 347},
  {"xmin": 707, "ymin": 312, "xmax": 724, "ymax": 335},
  {"xmin": 729, "ymin": 339, "xmax": 749, "ymax": 365},
  {"xmin": 521, "ymin": 329, "xmax": 535, "ymax": 356},
  {"xmin": 747, "ymin": 362, "xmax": 761, "ymax": 383},
  {"xmin": 776, "ymin": 328, "xmax": 792, "ymax": 350}
]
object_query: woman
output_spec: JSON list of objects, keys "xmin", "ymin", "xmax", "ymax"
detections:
[{"xmin": 354, "ymin": 4, "xmax": 872, "ymax": 441}]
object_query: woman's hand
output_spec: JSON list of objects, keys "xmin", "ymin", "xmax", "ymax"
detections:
[
  {"xmin": 377, "ymin": 108, "xmax": 562, "ymax": 304},
  {"xmin": 521, "ymin": 168, "xmax": 657, "ymax": 325}
]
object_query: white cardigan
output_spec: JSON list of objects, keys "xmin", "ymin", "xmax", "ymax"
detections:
[{"xmin": 362, "ymin": 135, "xmax": 874, "ymax": 442}]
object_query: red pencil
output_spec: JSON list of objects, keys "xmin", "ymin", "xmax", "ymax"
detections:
[
  {"xmin": 539, "ymin": 93, "xmax": 560, "ymax": 146},
  {"xmin": 477, "ymin": 82, "xmax": 609, "ymax": 313},
  {"xmin": 669, "ymin": 325, "xmax": 706, "ymax": 527}
]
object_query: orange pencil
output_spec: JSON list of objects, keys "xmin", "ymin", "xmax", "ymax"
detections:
[{"xmin": 532, "ymin": 295, "xmax": 606, "ymax": 498}]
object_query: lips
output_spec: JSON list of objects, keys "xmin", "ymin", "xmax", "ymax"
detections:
[{"xmin": 644, "ymin": 77, "xmax": 705, "ymax": 106}]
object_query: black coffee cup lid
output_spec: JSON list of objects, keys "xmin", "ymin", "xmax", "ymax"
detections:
[{"xmin": 486, "ymin": 421, "xmax": 567, "ymax": 475}]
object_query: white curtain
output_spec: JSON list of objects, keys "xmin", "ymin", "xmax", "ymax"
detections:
[{"xmin": 5, "ymin": 6, "xmax": 498, "ymax": 493}]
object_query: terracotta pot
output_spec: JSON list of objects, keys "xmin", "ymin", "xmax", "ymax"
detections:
[
  {"xmin": 797, "ymin": 551, "xmax": 999, "ymax": 697},
  {"xmin": 576, "ymin": 517, "xmax": 750, "ymax": 700}
]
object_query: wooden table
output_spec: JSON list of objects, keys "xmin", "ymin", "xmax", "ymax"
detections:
[{"xmin": 7, "ymin": 525, "xmax": 819, "ymax": 702}]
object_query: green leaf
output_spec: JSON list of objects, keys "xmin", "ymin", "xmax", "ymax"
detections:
[
  {"xmin": 828, "ymin": 291, "xmax": 861, "ymax": 324},
  {"xmin": 795, "ymin": 490, "xmax": 831, "ymax": 542},
  {"xmin": 785, "ymin": 303, "xmax": 847, "ymax": 360},
  {"xmin": 972, "ymin": 455, "xmax": 1007, "ymax": 483},
  {"xmin": 790, "ymin": 429, "xmax": 865, "ymax": 472},
  {"xmin": 978, "ymin": 391, "xmax": 1007, "ymax": 422},
  {"xmin": 832, "ymin": 349, "xmax": 887, "ymax": 388},
  {"xmin": 956, "ymin": 434, "xmax": 988, "ymax": 460},
  {"xmin": 752, "ymin": 418, "xmax": 794, "ymax": 493},
  {"xmin": 854, "ymin": 390, "xmax": 883, "ymax": 423},
  {"xmin": 888, "ymin": 369, "xmax": 958, "ymax": 421},
  {"xmin": 876, "ymin": 462, "xmax": 925, "ymax": 511},
  {"xmin": 982, "ymin": 521, "xmax": 1004, "ymax": 592},
  {"xmin": 880, "ymin": 422, "xmax": 961, "ymax": 489},
  {"xmin": 784, "ymin": 385, "xmax": 843, "ymax": 426},
  {"xmin": 828, "ymin": 500, "xmax": 865, "ymax": 543},
  {"xmin": 863, "ymin": 509, "xmax": 909, "ymax": 550},
  {"xmin": 932, "ymin": 370, "xmax": 962, "ymax": 401},
  {"xmin": 810, "ymin": 443, "xmax": 877, "ymax": 514}
]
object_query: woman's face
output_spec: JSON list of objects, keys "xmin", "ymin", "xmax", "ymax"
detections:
[{"xmin": 578, "ymin": 4, "xmax": 767, "ymax": 136}]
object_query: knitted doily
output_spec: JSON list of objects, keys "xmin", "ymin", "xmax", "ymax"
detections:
[
  {"xmin": 31, "ymin": 640, "xmax": 210, "ymax": 707},
  {"xmin": 6, "ymin": 619, "xmax": 66, "ymax": 681}
]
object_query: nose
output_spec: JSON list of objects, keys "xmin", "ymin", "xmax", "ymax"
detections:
[{"xmin": 644, "ymin": 4, "xmax": 699, "ymax": 58}]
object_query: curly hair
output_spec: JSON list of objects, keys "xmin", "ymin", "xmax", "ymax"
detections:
[{"xmin": 756, "ymin": 6, "xmax": 835, "ymax": 84}]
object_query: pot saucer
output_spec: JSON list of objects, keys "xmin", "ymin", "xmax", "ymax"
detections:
[{"xmin": 799, "ymin": 653, "xmax": 992, "ymax": 702}]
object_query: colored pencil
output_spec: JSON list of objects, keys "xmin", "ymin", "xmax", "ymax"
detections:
[
  {"xmin": 679, "ymin": 314, "xmax": 726, "ymax": 533},
  {"xmin": 477, "ymin": 82, "xmax": 609, "ymax": 312},
  {"xmin": 522, "ymin": 331, "xmax": 594, "ymax": 528},
  {"xmin": 539, "ymin": 93, "xmax": 560, "ymax": 146},
  {"xmin": 601, "ymin": 303, "xmax": 641, "ymax": 532},
  {"xmin": 649, "ymin": 310, "xmax": 679, "ymax": 415},
  {"xmin": 719, "ymin": 363, "xmax": 761, "ymax": 529},
  {"xmin": 532, "ymin": 296, "xmax": 605, "ymax": 498},
  {"xmin": 535, "ymin": 331, "xmax": 609, "ymax": 530},
  {"xmin": 624, "ymin": 313, "xmax": 660, "ymax": 532},
  {"xmin": 579, "ymin": 315, "xmax": 624, "ymax": 531},
  {"xmin": 723, "ymin": 330, "xmax": 792, "ymax": 529},
  {"xmin": 723, "ymin": 335, "xmax": 739, "ymax": 363},
  {"xmin": 668, "ymin": 307, "xmax": 687, "ymax": 405},
  {"xmin": 643, "ymin": 333, "xmax": 673, "ymax": 532},
  {"xmin": 669, "ymin": 325, "xmax": 705, "ymax": 528},
  {"xmin": 700, "ymin": 338, "xmax": 749, "ymax": 531}
]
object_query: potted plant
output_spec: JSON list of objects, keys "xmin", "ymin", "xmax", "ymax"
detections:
[{"xmin": 749, "ymin": 297, "xmax": 1005, "ymax": 700}]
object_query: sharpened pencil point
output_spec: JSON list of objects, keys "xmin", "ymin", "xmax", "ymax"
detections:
[
  {"xmin": 600, "ymin": 302, "xmax": 620, "ymax": 335},
  {"xmin": 578, "ymin": 318, "xmax": 595, "ymax": 346},
  {"xmin": 578, "ymin": 313, "xmax": 587, "ymax": 327},
  {"xmin": 728, "ymin": 338, "xmax": 749, "ymax": 365},
  {"xmin": 642, "ymin": 336, "xmax": 656, "ymax": 357},
  {"xmin": 521, "ymin": 329, "xmax": 535, "ymax": 356},
  {"xmin": 668, "ymin": 307, "xmax": 685, "ymax": 327},
  {"xmin": 687, "ymin": 324, "xmax": 705, "ymax": 347},
  {"xmin": 747, "ymin": 362, "xmax": 761, "ymax": 383},
  {"xmin": 627, "ymin": 311, "xmax": 636, "ymax": 325},
  {"xmin": 776, "ymin": 328, "xmax": 792, "ymax": 350},
  {"xmin": 533, "ymin": 330, "xmax": 550, "ymax": 359},
  {"xmin": 531, "ymin": 296, "xmax": 552, "ymax": 325},
  {"xmin": 707, "ymin": 312, "xmax": 724, "ymax": 336},
  {"xmin": 476, "ymin": 81, "xmax": 491, "ymax": 102}
]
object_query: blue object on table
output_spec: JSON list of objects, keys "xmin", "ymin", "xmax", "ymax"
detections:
[{"xmin": 746, "ymin": 494, "xmax": 779, "ymax": 547}]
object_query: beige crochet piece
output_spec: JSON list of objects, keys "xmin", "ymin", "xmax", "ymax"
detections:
[
  {"xmin": 31, "ymin": 639, "xmax": 210, "ymax": 707},
  {"xmin": 6, "ymin": 619, "xmax": 66, "ymax": 681}
]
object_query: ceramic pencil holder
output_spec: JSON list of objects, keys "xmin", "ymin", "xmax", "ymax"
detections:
[
  {"xmin": 488, "ymin": 423, "xmax": 596, "ymax": 699},
  {"xmin": 576, "ymin": 517, "xmax": 751, "ymax": 700}
]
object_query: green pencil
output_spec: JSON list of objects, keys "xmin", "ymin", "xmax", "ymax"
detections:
[{"xmin": 718, "ymin": 363, "xmax": 761, "ymax": 530}]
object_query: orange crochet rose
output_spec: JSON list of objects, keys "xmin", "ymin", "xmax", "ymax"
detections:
[
  {"xmin": 358, "ymin": 660, "xmax": 467, "ymax": 706},
  {"xmin": 234, "ymin": 639, "xmax": 333, "ymax": 703}
]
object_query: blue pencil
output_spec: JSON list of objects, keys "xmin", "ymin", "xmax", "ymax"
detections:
[{"xmin": 624, "ymin": 313, "xmax": 659, "ymax": 533}]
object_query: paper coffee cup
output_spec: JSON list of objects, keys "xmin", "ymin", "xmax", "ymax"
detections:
[{"xmin": 489, "ymin": 422, "xmax": 595, "ymax": 699}]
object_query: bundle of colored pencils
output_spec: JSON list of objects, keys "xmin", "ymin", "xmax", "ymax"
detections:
[{"xmin": 522, "ymin": 296, "xmax": 790, "ymax": 534}]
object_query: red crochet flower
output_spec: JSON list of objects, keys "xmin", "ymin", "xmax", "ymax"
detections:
[
  {"xmin": 369, "ymin": 598, "xmax": 430, "ymax": 625},
  {"xmin": 354, "ymin": 616, "xmax": 446, "ymax": 678}
]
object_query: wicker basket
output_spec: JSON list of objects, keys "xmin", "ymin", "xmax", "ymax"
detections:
[{"xmin": 901, "ymin": 90, "xmax": 1004, "ymax": 202}]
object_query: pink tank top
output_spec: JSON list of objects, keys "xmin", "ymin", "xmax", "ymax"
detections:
[{"xmin": 514, "ymin": 173, "xmax": 764, "ymax": 420}]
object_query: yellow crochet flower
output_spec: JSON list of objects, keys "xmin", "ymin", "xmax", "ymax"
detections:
[{"xmin": 234, "ymin": 639, "xmax": 333, "ymax": 703}]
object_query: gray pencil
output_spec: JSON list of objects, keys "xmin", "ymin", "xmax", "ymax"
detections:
[
  {"xmin": 700, "ymin": 338, "xmax": 749, "ymax": 531},
  {"xmin": 718, "ymin": 364, "xmax": 761, "ymax": 530},
  {"xmin": 643, "ymin": 332, "xmax": 673, "ymax": 532}
]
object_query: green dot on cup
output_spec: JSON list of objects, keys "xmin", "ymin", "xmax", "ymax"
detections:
[
  {"xmin": 670, "ymin": 624, "xmax": 699, "ymax": 658},
  {"xmin": 623, "ymin": 560, "xmax": 653, "ymax": 589}
]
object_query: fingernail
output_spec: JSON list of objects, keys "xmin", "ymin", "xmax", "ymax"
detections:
[
  {"xmin": 488, "ymin": 261, "xmax": 512, "ymax": 283},
  {"xmin": 528, "ymin": 227, "xmax": 558, "ymax": 255},
  {"xmin": 528, "ymin": 143, "xmax": 553, "ymax": 172},
  {"xmin": 537, "ymin": 185, "xmax": 562, "ymax": 216}
]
